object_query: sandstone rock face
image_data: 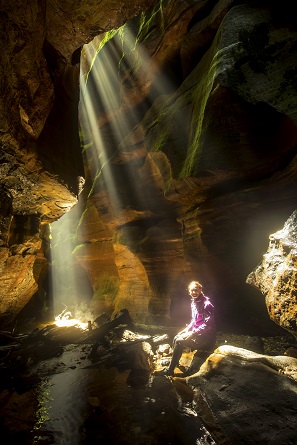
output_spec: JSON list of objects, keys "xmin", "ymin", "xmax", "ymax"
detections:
[
  {"xmin": 0, "ymin": 1, "xmax": 52, "ymax": 140},
  {"xmin": 76, "ymin": 0, "xmax": 297, "ymax": 328},
  {"xmin": 0, "ymin": 1, "xmax": 78, "ymax": 324},
  {"xmin": 185, "ymin": 345, "xmax": 297, "ymax": 444},
  {"xmin": 0, "ymin": 219, "xmax": 48, "ymax": 326},
  {"xmin": 1, "ymin": 0, "xmax": 297, "ymax": 331},
  {"xmin": 247, "ymin": 211, "xmax": 297, "ymax": 339},
  {"xmin": 0, "ymin": 0, "xmax": 156, "ymax": 325},
  {"xmin": 45, "ymin": 0, "xmax": 156, "ymax": 62}
]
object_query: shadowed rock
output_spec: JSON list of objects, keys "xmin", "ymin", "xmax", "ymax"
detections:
[{"xmin": 175, "ymin": 345, "xmax": 297, "ymax": 445}]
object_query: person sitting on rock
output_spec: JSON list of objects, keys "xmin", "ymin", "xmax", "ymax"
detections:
[{"xmin": 163, "ymin": 280, "xmax": 216, "ymax": 376}]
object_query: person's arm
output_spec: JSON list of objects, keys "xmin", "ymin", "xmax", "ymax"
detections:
[
  {"xmin": 176, "ymin": 326, "xmax": 194, "ymax": 339},
  {"xmin": 182, "ymin": 330, "xmax": 194, "ymax": 339},
  {"xmin": 191, "ymin": 301, "xmax": 214, "ymax": 334}
]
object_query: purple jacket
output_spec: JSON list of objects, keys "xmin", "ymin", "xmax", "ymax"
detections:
[{"xmin": 187, "ymin": 295, "xmax": 215, "ymax": 335}]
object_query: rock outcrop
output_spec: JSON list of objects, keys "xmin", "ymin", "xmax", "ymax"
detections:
[
  {"xmin": 181, "ymin": 345, "xmax": 297, "ymax": 444},
  {"xmin": 247, "ymin": 210, "xmax": 297, "ymax": 340},
  {"xmin": 0, "ymin": 0, "xmax": 156, "ymax": 326},
  {"xmin": 76, "ymin": 0, "xmax": 297, "ymax": 329},
  {"xmin": 0, "ymin": 0, "xmax": 297, "ymax": 332}
]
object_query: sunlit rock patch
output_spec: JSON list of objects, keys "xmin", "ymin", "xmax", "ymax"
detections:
[
  {"xmin": 177, "ymin": 345, "xmax": 297, "ymax": 445},
  {"xmin": 247, "ymin": 210, "xmax": 297, "ymax": 339},
  {"xmin": 1, "ymin": 306, "xmax": 297, "ymax": 444},
  {"xmin": 2, "ymin": 0, "xmax": 297, "ymax": 334}
]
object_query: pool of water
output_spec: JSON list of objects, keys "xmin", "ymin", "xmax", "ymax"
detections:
[{"xmin": 1, "ymin": 344, "xmax": 216, "ymax": 445}]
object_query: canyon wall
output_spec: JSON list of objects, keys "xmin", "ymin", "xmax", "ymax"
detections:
[{"xmin": 0, "ymin": 0, "xmax": 296, "ymax": 335}]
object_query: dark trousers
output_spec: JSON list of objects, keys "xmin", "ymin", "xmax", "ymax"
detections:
[{"xmin": 168, "ymin": 333, "xmax": 214, "ymax": 372}]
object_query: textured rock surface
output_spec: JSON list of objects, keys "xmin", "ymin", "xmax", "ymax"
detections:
[
  {"xmin": 218, "ymin": 3, "xmax": 297, "ymax": 123},
  {"xmin": 45, "ymin": 0, "xmax": 156, "ymax": 62},
  {"xmin": 77, "ymin": 0, "xmax": 297, "ymax": 329},
  {"xmin": 183, "ymin": 345, "xmax": 297, "ymax": 444},
  {"xmin": 247, "ymin": 211, "xmax": 297, "ymax": 339},
  {"xmin": 0, "ymin": 0, "xmax": 156, "ymax": 325},
  {"xmin": 0, "ymin": 0, "xmax": 297, "ymax": 331}
]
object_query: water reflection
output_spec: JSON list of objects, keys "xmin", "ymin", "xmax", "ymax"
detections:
[
  {"xmin": 33, "ymin": 380, "xmax": 52, "ymax": 443},
  {"xmin": 34, "ymin": 369, "xmax": 90, "ymax": 445},
  {"xmin": 30, "ymin": 346, "xmax": 216, "ymax": 445}
]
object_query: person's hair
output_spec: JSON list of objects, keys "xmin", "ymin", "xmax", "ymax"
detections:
[{"xmin": 188, "ymin": 280, "xmax": 203, "ymax": 292}]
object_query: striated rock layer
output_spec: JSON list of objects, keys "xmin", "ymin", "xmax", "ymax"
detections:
[
  {"xmin": 0, "ymin": 0, "xmax": 156, "ymax": 325},
  {"xmin": 76, "ymin": 0, "xmax": 297, "ymax": 329},
  {"xmin": 0, "ymin": 0, "xmax": 297, "ymax": 331}
]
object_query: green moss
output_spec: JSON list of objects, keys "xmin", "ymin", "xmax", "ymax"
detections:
[
  {"xmin": 135, "ymin": 0, "xmax": 167, "ymax": 45},
  {"xmin": 182, "ymin": 43, "xmax": 220, "ymax": 177},
  {"xmin": 151, "ymin": 122, "xmax": 171, "ymax": 153},
  {"xmin": 81, "ymin": 140, "xmax": 93, "ymax": 154},
  {"xmin": 83, "ymin": 0, "xmax": 170, "ymax": 86},
  {"xmin": 142, "ymin": 30, "xmax": 224, "ymax": 179},
  {"xmin": 79, "ymin": 0, "xmax": 180, "ymax": 196},
  {"xmin": 83, "ymin": 28, "xmax": 120, "ymax": 85},
  {"xmin": 81, "ymin": 0, "xmax": 223, "ymax": 185},
  {"xmin": 93, "ymin": 275, "xmax": 120, "ymax": 302},
  {"xmin": 88, "ymin": 164, "xmax": 106, "ymax": 198},
  {"xmin": 75, "ymin": 205, "xmax": 90, "ymax": 238},
  {"xmin": 150, "ymin": 151, "xmax": 172, "ymax": 194},
  {"xmin": 72, "ymin": 243, "xmax": 83, "ymax": 256}
]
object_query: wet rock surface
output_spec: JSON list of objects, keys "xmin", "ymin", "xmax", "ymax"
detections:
[
  {"xmin": 0, "ymin": 310, "xmax": 296, "ymax": 444},
  {"xmin": 0, "ymin": 314, "xmax": 209, "ymax": 444}
]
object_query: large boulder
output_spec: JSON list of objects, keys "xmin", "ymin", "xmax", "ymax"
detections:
[
  {"xmin": 247, "ymin": 210, "xmax": 297, "ymax": 339},
  {"xmin": 181, "ymin": 345, "xmax": 297, "ymax": 445}
]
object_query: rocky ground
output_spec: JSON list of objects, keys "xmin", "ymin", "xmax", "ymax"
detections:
[{"xmin": 0, "ymin": 310, "xmax": 296, "ymax": 444}]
